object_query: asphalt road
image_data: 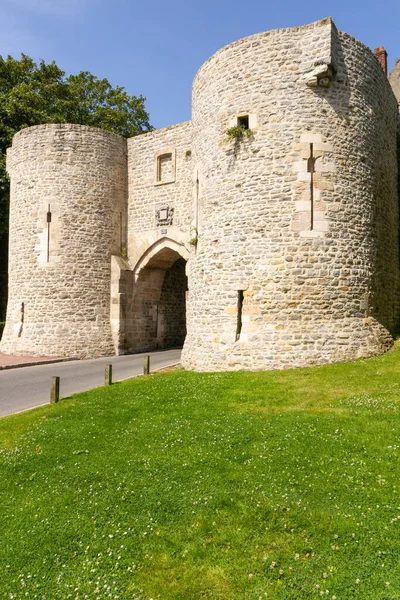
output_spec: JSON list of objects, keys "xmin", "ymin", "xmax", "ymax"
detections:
[{"xmin": 0, "ymin": 349, "xmax": 181, "ymax": 418}]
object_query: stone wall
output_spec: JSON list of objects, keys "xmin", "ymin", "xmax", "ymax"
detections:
[
  {"xmin": 127, "ymin": 267, "xmax": 167, "ymax": 352},
  {"xmin": 1, "ymin": 19, "xmax": 399, "ymax": 371},
  {"xmin": 114, "ymin": 122, "xmax": 192, "ymax": 354},
  {"xmin": 182, "ymin": 18, "xmax": 400, "ymax": 371},
  {"xmin": 126, "ymin": 122, "xmax": 192, "ymax": 269},
  {"xmin": 121, "ymin": 247, "xmax": 188, "ymax": 354},
  {"xmin": 158, "ymin": 257, "xmax": 187, "ymax": 348},
  {"xmin": 389, "ymin": 59, "xmax": 400, "ymax": 101},
  {"xmin": 0, "ymin": 124, "xmax": 127, "ymax": 358},
  {"xmin": 123, "ymin": 256, "xmax": 187, "ymax": 353}
]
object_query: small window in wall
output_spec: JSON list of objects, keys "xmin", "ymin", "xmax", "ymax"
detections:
[
  {"xmin": 154, "ymin": 149, "xmax": 176, "ymax": 185},
  {"xmin": 228, "ymin": 112, "xmax": 257, "ymax": 132},
  {"xmin": 236, "ymin": 290, "xmax": 244, "ymax": 341},
  {"xmin": 237, "ymin": 114, "xmax": 249, "ymax": 130},
  {"xmin": 157, "ymin": 153, "xmax": 172, "ymax": 181}
]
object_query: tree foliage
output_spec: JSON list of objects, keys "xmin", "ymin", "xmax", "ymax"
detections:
[{"xmin": 0, "ymin": 54, "xmax": 153, "ymax": 319}]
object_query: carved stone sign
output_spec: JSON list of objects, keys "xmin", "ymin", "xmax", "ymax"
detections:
[{"xmin": 156, "ymin": 204, "xmax": 174, "ymax": 227}]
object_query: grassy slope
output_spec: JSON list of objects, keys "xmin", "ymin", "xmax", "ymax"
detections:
[{"xmin": 0, "ymin": 349, "xmax": 400, "ymax": 599}]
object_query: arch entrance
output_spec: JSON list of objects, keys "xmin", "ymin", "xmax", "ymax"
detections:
[{"xmin": 126, "ymin": 242, "xmax": 188, "ymax": 353}]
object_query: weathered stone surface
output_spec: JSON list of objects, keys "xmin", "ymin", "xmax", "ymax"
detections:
[
  {"xmin": 1, "ymin": 18, "xmax": 399, "ymax": 371},
  {"xmin": 182, "ymin": 18, "xmax": 400, "ymax": 371},
  {"xmin": 1, "ymin": 124, "xmax": 127, "ymax": 358},
  {"xmin": 389, "ymin": 59, "xmax": 400, "ymax": 102},
  {"xmin": 127, "ymin": 122, "xmax": 192, "ymax": 268}
]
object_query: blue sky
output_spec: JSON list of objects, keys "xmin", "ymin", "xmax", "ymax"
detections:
[{"xmin": 0, "ymin": 0, "xmax": 399, "ymax": 129}]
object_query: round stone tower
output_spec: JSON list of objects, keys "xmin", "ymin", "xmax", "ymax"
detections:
[
  {"xmin": 182, "ymin": 18, "xmax": 400, "ymax": 370},
  {"xmin": 0, "ymin": 124, "xmax": 127, "ymax": 358}
]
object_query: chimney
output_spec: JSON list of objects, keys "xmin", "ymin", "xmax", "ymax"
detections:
[{"xmin": 374, "ymin": 46, "xmax": 388, "ymax": 75}]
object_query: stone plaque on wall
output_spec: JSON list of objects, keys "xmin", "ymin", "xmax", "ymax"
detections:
[{"xmin": 155, "ymin": 203, "xmax": 174, "ymax": 227}]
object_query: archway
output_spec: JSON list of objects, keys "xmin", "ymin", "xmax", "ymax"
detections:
[{"xmin": 127, "ymin": 243, "xmax": 188, "ymax": 353}]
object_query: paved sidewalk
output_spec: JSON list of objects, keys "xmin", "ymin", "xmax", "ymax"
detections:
[{"xmin": 0, "ymin": 353, "xmax": 73, "ymax": 370}]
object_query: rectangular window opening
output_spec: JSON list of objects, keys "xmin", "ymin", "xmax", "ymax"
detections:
[
  {"xmin": 237, "ymin": 115, "xmax": 249, "ymax": 130},
  {"xmin": 236, "ymin": 290, "xmax": 244, "ymax": 341},
  {"xmin": 157, "ymin": 153, "xmax": 173, "ymax": 182}
]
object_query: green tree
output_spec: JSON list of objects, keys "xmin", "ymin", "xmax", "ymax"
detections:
[{"xmin": 0, "ymin": 54, "xmax": 152, "ymax": 321}]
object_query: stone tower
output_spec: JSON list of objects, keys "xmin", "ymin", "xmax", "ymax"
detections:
[
  {"xmin": 0, "ymin": 125, "xmax": 127, "ymax": 357},
  {"xmin": 182, "ymin": 17, "xmax": 400, "ymax": 370},
  {"xmin": 1, "ymin": 18, "xmax": 399, "ymax": 371}
]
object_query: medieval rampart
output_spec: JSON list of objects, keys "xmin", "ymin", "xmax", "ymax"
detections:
[
  {"xmin": 1, "ymin": 124, "xmax": 127, "ymax": 357},
  {"xmin": 1, "ymin": 18, "xmax": 399, "ymax": 370},
  {"xmin": 181, "ymin": 18, "xmax": 400, "ymax": 370}
]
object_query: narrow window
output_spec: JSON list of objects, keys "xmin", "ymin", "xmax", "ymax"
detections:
[
  {"xmin": 307, "ymin": 144, "xmax": 316, "ymax": 231},
  {"xmin": 195, "ymin": 170, "xmax": 199, "ymax": 229},
  {"xmin": 237, "ymin": 115, "xmax": 249, "ymax": 130},
  {"xmin": 18, "ymin": 302, "xmax": 24, "ymax": 337},
  {"xmin": 236, "ymin": 290, "xmax": 244, "ymax": 341},
  {"xmin": 157, "ymin": 153, "xmax": 173, "ymax": 182},
  {"xmin": 46, "ymin": 204, "xmax": 52, "ymax": 262}
]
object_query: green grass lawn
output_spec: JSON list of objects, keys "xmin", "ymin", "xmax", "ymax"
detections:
[{"xmin": 1, "ymin": 349, "xmax": 400, "ymax": 600}]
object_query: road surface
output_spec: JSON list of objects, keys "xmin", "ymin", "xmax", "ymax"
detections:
[{"xmin": 0, "ymin": 349, "xmax": 181, "ymax": 417}]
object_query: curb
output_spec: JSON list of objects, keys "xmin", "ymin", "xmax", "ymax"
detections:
[
  {"xmin": 118, "ymin": 361, "xmax": 181, "ymax": 381},
  {"xmin": 0, "ymin": 357, "xmax": 77, "ymax": 371}
]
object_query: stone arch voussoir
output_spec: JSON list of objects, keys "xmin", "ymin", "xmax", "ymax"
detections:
[{"xmin": 133, "ymin": 237, "xmax": 189, "ymax": 280}]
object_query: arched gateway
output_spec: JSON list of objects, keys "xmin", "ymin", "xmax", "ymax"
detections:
[
  {"xmin": 119, "ymin": 239, "xmax": 189, "ymax": 354},
  {"xmin": 111, "ymin": 237, "xmax": 189, "ymax": 354}
]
